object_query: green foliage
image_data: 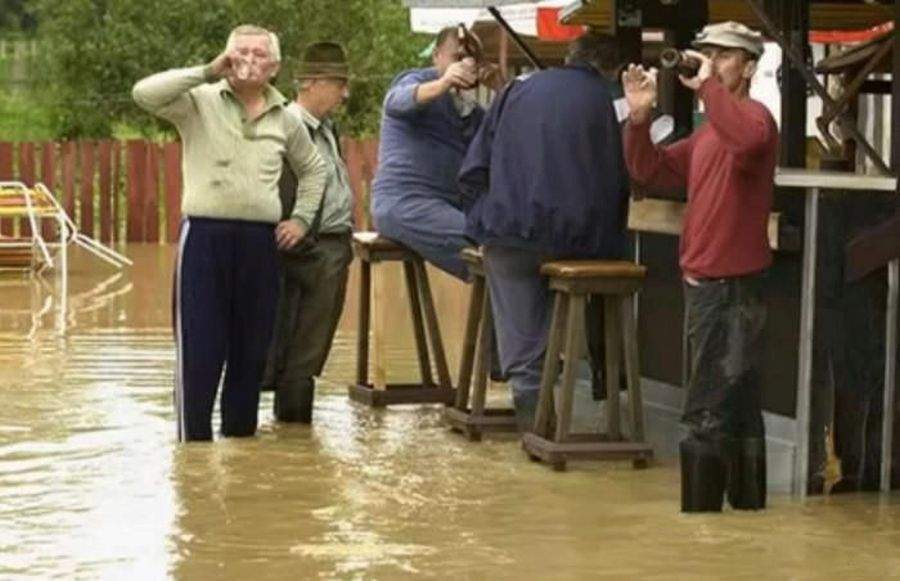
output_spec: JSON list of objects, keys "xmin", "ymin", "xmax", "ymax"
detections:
[
  {"xmin": 33, "ymin": 0, "xmax": 428, "ymax": 139},
  {"xmin": 0, "ymin": 0, "xmax": 37, "ymax": 33},
  {"xmin": 0, "ymin": 91, "xmax": 55, "ymax": 141}
]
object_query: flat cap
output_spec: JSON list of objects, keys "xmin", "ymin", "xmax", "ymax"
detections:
[{"xmin": 693, "ymin": 21, "xmax": 764, "ymax": 57}]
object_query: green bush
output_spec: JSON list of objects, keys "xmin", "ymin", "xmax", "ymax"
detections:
[{"xmin": 34, "ymin": 0, "xmax": 428, "ymax": 139}]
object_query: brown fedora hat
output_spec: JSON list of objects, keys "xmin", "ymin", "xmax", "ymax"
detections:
[{"xmin": 295, "ymin": 41, "xmax": 350, "ymax": 80}]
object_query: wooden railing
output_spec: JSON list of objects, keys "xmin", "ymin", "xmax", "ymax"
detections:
[{"xmin": 0, "ymin": 138, "xmax": 379, "ymax": 243}]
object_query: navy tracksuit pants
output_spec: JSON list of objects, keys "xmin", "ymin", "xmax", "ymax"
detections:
[{"xmin": 174, "ymin": 217, "xmax": 279, "ymax": 442}]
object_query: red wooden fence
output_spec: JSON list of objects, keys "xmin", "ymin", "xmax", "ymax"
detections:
[{"xmin": 0, "ymin": 138, "xmax": 379, "ymax": 243}]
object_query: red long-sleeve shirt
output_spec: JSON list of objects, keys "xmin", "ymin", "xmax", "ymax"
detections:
[{"xmin": 624, "ymin": 78, "xmax": 779, "ymax": 279}]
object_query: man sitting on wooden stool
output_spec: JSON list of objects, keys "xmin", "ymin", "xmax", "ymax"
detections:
[
  {"xmin": 622, "ymin": 22, "xmax": 778, "ymax": 512},
  {"xmin": 371, "ymin": 26, "xmax": 503, "ymax": 281},
  {"xmin": 458, "ymin": 33, "xmax": 629, "ymax": 434},
  {"xmin": 262, "ymin": 42, "xmax": 355, "ymax": 424}
]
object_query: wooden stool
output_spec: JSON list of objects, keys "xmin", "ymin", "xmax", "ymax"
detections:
[
  {"xmin": 522, "ymin": 260, "xmax": 654, "ymax": 471},
  {"xmin": 444, "ymin": 247, "xmax": 517, "ymax": 441},
  {"xmin": 348, "ymin": 232, "xmax": 455, "ymax": 407}
]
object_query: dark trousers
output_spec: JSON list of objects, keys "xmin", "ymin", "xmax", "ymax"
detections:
[
  {"xmin": 682, "ymin": 274, "xmax": 767, "ymax": 441},
  {"xmin": 174, "ymin": 217, "xmax": 278, "ymax": 442},
  {"xmin": 263, "ymin": 234, "xmax": 352, "ymax": 404}
]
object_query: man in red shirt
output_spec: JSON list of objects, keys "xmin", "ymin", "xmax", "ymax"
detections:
[{"xmin": 622, "ymin": 21, "xmax": 778, "ymax": 512}]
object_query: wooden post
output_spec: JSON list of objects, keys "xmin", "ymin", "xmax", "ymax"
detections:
[
  {"xmin": 163, "ymin": 142, "xmax": 182, "ymax": 243},
  {"xmin": 603, "ymin": 296, "xmax": 622, "ymax": 440},
  {"xmin": 17, "ymin": 143, "xmax": 36, "ymax": 237},
  {"xmin": 372, "ymin": 262, "xmax": 388, "ymax": 390},
  {"xmin": 535, "ymin": 293, "xmax": 568, "ymax": 438},
  {"xmin": 112, "ymin": 141, "xmax": 122, "ymax": 244},
  {"xmin": 98, "ymin": 141, "xmax": 113, "ymax": 244},
  {"xmin": 17, "ymin": 143, "xmax": 35, "ymax": 186},
  {"xmin": 61, "ymin": 142, "xmax": 77, "ymax": 227},
  {"xmin": 470, "ymin": 290, "xmax": 493, "ymax": 416},
  {"xmin": 892, "ymin": 0, "xmax": 899, "ymax": 171},
  {"xmin": 356, "ymin": 258, "xmax": 372, "ymax": 387},
  {"xmin": 556, "ymin": 295, "xmax": 586, "ymax": 444},
  {"xmin": 455, "ymin": 275, "xmax": 485, "ymax": 410},
  {"xmin": 125, "ymin": 140, "xmax": 146, "ymax": 242},
  {"xmin": 362, "ymin": 139, "xmax": 379, "ymax": 230},
  {"xmin": 415, "ymin": 260, "xmax": 452, "ymax": 389},
  {"xmin": 79, "ymin": 141, "xmax": 96, "ymax": 237},
  {"xmin": 40, "ymin": 142, "xmax": 57, "ymax": 240},
  {"xmin": 342, "ymin": 139, "xmax": 367, "ymax": 230},
  {"xmin": 0, "ymin": 143, "xmax": 14, "ymax": 236},
  {"xmin": 770, "ymin": 0, "xmax": 809, "ymax": 168},
  {"xmin": 404, "ymin": 261, "xmax": 435, "ymax": 387},
  {"xmin": 622, "ymin": 294, "xmax": 646, "ymax": 442},
  {"xmin": 144, "ymin": 143, "xmax": 160, "ymax": 243}
]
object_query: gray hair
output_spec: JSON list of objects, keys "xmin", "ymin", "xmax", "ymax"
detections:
[{"xmin": 226, "ymin": 24, "xmax": 281, "ymax": 62}]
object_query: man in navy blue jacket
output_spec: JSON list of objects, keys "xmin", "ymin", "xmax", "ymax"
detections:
[{"xmin": 458, "ymin": 33, "xmax": 629, "ymax": 431}]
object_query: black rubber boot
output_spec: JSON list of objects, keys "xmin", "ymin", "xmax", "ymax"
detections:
[
  {"xmin": 513, "ymin": 390, "xmax": 539, "ymax": 434},
  {"xmin": 680, "ymin": 438, "xmax": 726, "ymax": 513},
  {"xmin": 726, "ymin": 438, "xmax": 767, "ymax": 510},
  {"xmin": 274, "ymin": 377, "xmax": 315, "ymax": 424}
]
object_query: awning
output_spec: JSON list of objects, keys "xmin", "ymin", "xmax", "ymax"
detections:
[
  {"xmin": 409, "ymin": 0, "xmax": 583, "ymax": 40},
  {"xmin": 403, "ymin": 0, "xmax": 541, "ymax": 6},
  {"xmin": 560, "ymin": 0, "xmax": 893, "ymax": 34}
]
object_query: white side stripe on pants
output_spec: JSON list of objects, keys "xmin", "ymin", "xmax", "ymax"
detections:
[{"xmin": 174, "ymin": 218, "xmax": 191, "ymax": 442}]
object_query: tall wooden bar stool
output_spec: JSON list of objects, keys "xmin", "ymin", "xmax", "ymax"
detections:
[
  {"xmin": 348, "ymin": 232, "xmax": 455, "ymax": 407},
  {"xmin": 522, "ymin": 260, "xmax": 654, "ymax": 471},
  {"xmin": 444, "ymin": 247, "xmax": 517, "ymax": 441}
]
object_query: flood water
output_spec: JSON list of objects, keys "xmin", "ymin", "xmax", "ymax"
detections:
[{"xmin": 1, "ymin": 244, "xmax": 900, "ymax": 579}]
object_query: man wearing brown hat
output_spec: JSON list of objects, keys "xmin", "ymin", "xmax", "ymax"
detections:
[
  {"xmin": 262, "ymin": 42, "xmax": 354, "ymax": 424},
  {"xmin": 622, "ymin": 21, "xmax": 778, "ymax": 512}
]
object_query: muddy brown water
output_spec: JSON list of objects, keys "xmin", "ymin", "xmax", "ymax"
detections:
[{"xmin": 1, "ymin": 245, "xmax": 899, "ymax": 579}]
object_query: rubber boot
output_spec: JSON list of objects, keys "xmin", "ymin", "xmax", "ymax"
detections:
[
  {"xmin": 680, "ymin": 438, "xmax": 726, "ymax": 513},
  {"xmin": 726, "ymin": 438, "xmax": 767, "ymax": 510},
  {"xmin": 274, "ymin": 377, "xmax": 315, "ymax": 424},
  {"xmin": 513, "ymin": 390, "xmax": 539, "ymax": 434}
]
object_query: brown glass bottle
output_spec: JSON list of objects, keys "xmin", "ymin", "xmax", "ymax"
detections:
[{"xmin": 660, "ymin": 48, "xmax": 701, "ymax": 78}]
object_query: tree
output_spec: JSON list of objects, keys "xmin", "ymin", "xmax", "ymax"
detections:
[
  {"xmin": 0, "ymin": 0, "xmax": 37, "ymax": 34},
  {"xmin": 34, "ymin": 0, "xmax": 428, "ymax": 138}
]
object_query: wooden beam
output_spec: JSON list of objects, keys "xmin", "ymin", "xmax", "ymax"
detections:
[
  {"xmin": 563, "ymin": 1, "xmax": 891, "ymax": 31},
  {"xmin": 746, "ymin": 0, "xmax": 891, "ymax": 173},
  {"xmin": 893, "ymin": 0, "xmax": 899, "ymax": 171},
  {"xmin": 767, "ymin": 0, "xmax": 809, "ymax": 168},
  {"xmin": 628, "ymin": 197, "xmax": 784, "ymax": 250}
]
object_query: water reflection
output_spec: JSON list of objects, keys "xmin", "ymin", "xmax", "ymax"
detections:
[{"xmin": 1, "ymin": 244, "xmax": 900, "ymax": 578}]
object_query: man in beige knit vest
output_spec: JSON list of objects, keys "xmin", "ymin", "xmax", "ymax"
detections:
[{"xmin": 133, "ymin": 25, "xmax": 326, "ymax": 442}]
